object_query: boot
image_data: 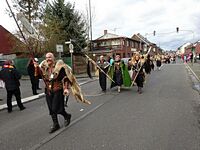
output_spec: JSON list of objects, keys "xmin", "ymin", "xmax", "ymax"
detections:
[
  {"xmin": 63, "ymin": 112, "xmax": 71, "ymax": 127},
  {"xmin": 138, "ymin": 87, "xmax": 142, "ymax": 94},
  {"xmin": 49, "ymin": 115, "xmax": 60, "ymax": 133},
  {"xmin": 137, "ymin": 87, "xmax": 139, "ymax": 92}
]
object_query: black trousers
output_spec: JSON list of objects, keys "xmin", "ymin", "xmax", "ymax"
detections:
[
  {"xmin": 7, "ymin": 87, "xmax": 24, "ymax": 111},
  {"xmin": 30, "ymin": 77, "xmax": 38, "ymax": 94},
  {"xmin": 45, "ymin": 89, "xmax": 69, "ymax": 117},
  {"xmin": 99, "ymin": 72, "xmax": 107, "ymax": 91}
]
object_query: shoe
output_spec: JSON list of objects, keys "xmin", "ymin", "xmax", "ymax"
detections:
[
  {"xmin": 102, "ymin": 90, "xmax": 106, "ymax": 93},
  {"xmin": 118, "ymin": 87, "xmax": 121, "ymax": 93},
  {"xmin": 64, "ymin": 114, "xmax": 71, "ymax": 127},
  {"xmin": 33, "ymin": 93, "xmax": 38, "ymax": 95},
  {"xmin": 20, "ymin": 106, "xmax": 26, "ymax": 111},
  {"xmin": 37, "ymin": 88, "xmax": 42, "ymax": 90},
  {"xmin": 138, "ymin": 88, "xmax": 142, "ymax": 94},
  {"xmin": 8, "ymin": 110, "xmax": 12, "ymax": 113},
  {"xmin": 49, "ymin": 124, "xmax": 60, "ymax": 133}
]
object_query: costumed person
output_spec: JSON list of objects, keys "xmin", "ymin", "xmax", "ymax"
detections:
[
  {"xmin": 150, "ymin": 56, "xmax": 155, "ymax": 70},
  {"xmin": 144, "ymin": 54, "xmax": 152, "ymax": 74},
  {"xmin": 108, "ymin": 54, "xmax": 131, "ymax": 93},
  {"xmin": 131, "ymin": 53, "xmax": 145, "ymax": 94},
  {"xmin": 155, "ymin": 54, "xmax": 162, "ymax": 70},
  {"xmin": 34, "ymin": 58, "xmax": 42, "ymax": 90},
  {"xmin": 97, "ymin": 55, "xmax": 110, "ymax": 92},
  {"xmin": 38, "ymin": 52, "xmax": 90, "ymax": 133},
  {"xmin": 0, "ymin": 60, "xmax": 26, "ymax": 113},
  {"xmin": 107, "ymin": 55, "xmax": 114, "ymax": 65},
  {"xmin": 27, "ymin": 58, "xmax": 39, "ymax": 95}
]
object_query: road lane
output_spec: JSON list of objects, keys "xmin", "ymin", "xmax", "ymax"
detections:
[{"xmin": 37, "ymin": 63, "xmax": 200, "ymax": 150}]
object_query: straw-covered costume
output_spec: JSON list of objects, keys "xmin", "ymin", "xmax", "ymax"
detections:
[{"xmin": 39, "ymin": 59, "xmax": 90, "ymax": 133}]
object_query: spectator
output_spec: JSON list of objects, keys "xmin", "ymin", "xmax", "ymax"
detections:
[{"xmin": 0, "ymin": 60, "xmax": 25, "ymax": 113}]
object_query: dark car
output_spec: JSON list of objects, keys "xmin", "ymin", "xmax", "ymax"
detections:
[{"xmin": 0, "ymin": 60, "xmax": 7, "ymax": 71}]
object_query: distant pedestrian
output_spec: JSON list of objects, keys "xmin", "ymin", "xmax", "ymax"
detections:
[
  {"xmin": 144, "ymin": 54, "xmax": 152, "ymax": 74},
  {"xmin": 107, "ymin": 55, "xmax": 114, "ymax": 65},
  {"xmin": 190, "ymin": 53, "xmax": 193, "ymax": 63},
  {"xmin": 27, "ymin": 58, "xmax": 39, "ymax": 95},
  {"xmin": 155, "ymin": 54, "xmax": 162, "ymax": 70},
  {"xmin": 34, "ymin": 58, "xmax": 42, "ymax": 90},
  {"xmin": 0, "ymin": 60, "xmax": 26, "ymax": 113},
  {"xmin": 184, "ymin": 55, "xmax": 187, "ymax": 63}
]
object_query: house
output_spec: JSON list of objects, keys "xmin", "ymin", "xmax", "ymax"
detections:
[
  {"xmin": 0, "ymin": 25, "xmax": 25, "ymax": 59},
  {"xmin": 92, "ymin": 30, "xmax": 142, "ymax": 58},
  {"xmin": 176, "ymin": 42, "xmax": 191, "ymax": 56},
  {"xmin": 131, "ymin": 33, "xmax": 163, "ymax": 55},
  {"xmin": 184, "ymin": 41, "xmax": 200, "ymax": 57}
]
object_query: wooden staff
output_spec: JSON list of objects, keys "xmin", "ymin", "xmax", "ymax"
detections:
[{"xmin": 84, "ymin": 54, "xmax": 115, "ymax": 83}]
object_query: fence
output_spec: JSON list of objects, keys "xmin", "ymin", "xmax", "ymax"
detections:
[{"xmin": 14, "ymin": 57, "xmax": 71, "ymax": 75}]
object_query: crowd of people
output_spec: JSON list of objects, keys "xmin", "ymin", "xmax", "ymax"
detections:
[
  {"xmin": 1, "ymin": 51, "xmax": 175, "ymax": 134},
  {"xmin": 96, "ymin": 52, "xmax": 162, "ymax": 94}
]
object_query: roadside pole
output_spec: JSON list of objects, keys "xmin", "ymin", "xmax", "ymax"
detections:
[
  {"xmin": 192, "ymin": 46, "xmax": 195, "ymax": 66},
  {"xmin": 56, "ymin": 44, "xmax": 63, "ymax": 59},
  {"xmin": 65, "ymin": 39, "xmax": 74, "ymax": 73},
  {"xmin": 69, "ymin": 43, "xmax": 74, "ymax": 73}
]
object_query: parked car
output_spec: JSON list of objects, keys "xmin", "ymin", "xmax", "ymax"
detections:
[{"xmin": 0, "ymin": 60, "xmax": 7, "ymax": 71}]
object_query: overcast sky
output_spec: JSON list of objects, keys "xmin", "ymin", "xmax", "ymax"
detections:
[{"xmin": 1, "ymin": 0, "xmax": 200, "ymax": 50}]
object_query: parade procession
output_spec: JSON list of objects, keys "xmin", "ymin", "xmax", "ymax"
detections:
[{"xmin": 1, "ymin": 0, "xmax": 200, "ymax": 150}]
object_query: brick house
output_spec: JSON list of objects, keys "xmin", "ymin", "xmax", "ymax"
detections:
[
  {"xmin": 0, "ymin": 25, "xmax": 25, "ymax": 57},
  {"xmin": 185, "ymin": 41, "xmax": 200, "ymax": 56},
  {"xmin": 92, "ymin": 30, "xmax": 142, "ymax": 58},
  {"xmin": 131, "ymin": 33, "xmax": 163, "ymax": 55}
]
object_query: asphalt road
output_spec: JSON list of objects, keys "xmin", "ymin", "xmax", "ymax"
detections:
[{"xmin": 1, "ymin": 62, "xmax": 200, "ymax": 150}]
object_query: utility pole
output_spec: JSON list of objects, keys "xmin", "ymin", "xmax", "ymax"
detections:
[{"xmin": 88, "ymin": 0, "xmax": 93, "ymax": 54}]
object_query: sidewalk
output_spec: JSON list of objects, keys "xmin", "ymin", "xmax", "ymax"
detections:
[
  {"xmin": 187, "ymin": 60, "xmax": 200, "ymax": 81},
  {"xmin": 0, "ymin": 73, "xmax": 97, "ymax": 111}
]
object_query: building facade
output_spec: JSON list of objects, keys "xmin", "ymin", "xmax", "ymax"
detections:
[{"xmin": 92, "ymin": 30, "xmax": 142, "ymax": 58}]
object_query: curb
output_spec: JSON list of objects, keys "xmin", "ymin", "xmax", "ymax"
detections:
[
  {"xmin": 185, "ymin": 63, "xmax": 200, "ymax": 94},
  {"xmin": 185, "ymin": 63, "xmax": 200, "ymax": 82},
  {"xmin": 0, "ymin": 78, "xmax": 98, "ymax": 111},
  {"xmin": 0, "ymin": 93, "xmax": 45, "ymax": 111}
]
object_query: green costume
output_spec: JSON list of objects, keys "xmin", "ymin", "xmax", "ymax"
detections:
[{"xmin": 108, "ymin": 60, "xmax": 132, "ymax": 88}]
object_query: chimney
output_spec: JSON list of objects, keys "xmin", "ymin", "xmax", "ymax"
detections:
[{"xmin": 104, "ymin": 30, "xmax": 107, "ymax": 35}]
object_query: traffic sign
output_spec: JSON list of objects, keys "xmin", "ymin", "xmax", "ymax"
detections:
[
  {"xmin": 56, "ymin": 44, "xmax": 63, "ymax": 52},
  {"xmin": 69, "ymin": 43, "xmax": 74, "ymax": 50},
  {"xmin": 69, "ymin": 43, "xmax": 74, "ymax": 53}
]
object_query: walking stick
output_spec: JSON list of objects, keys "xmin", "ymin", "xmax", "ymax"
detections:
[
  {"xmin": 84, "ymin": 54, "xmax": 115, "ymax": 83},
  {"xmin": 131, "ymin": 47, "xmax": 152, "ymax": 87}
]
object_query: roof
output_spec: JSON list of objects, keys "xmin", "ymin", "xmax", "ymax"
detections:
[
  {"xmin": 0, "ymin": 25, "xmax": 25, "ymax": 55},
  {"xmin": 131, "ymin": 33, "xmax": 152, "ymax": 45},
  {"xmin": 94, "ymin": 32, "xmax": 132, "ymax": 41}
]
